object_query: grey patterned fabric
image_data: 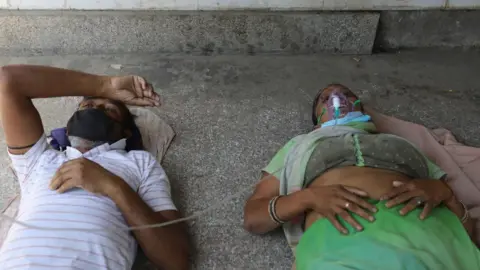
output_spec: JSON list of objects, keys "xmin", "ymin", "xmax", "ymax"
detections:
[{"xmin": 304, "ymin": 133, "xmax": 431, "ymax": 187}]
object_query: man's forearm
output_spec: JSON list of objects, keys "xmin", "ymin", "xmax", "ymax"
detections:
[
  {"xmin": 244, "ymin": 189, "xmax": 310, "ymax": 234},
  {"xmin": 108, "ymin": 179, "xmax": 189, "ymax": 270},
  {"xmin": 0, "ymin": 65, "xmax": 110, "ymax": 98}
]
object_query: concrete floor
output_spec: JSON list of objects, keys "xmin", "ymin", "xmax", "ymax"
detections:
[{"xmin": 0, "ymin": 50, "xmax": 479, "ymax": 269}]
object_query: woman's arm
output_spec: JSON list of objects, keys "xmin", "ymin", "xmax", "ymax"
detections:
[
  {"xmin": 243, "ymin": 173, "xmax": 310, "ymax": 234},
  {"xmin": 382, "ymin": 180, "xmax": 476, "ymax": 244},
  {"xmin": 243, "ymin": 173, "xmax": 377, "ymax": 234},
  {"xmin": 444, "ymin": 196, "xmax": 476, "ymax": 242}
]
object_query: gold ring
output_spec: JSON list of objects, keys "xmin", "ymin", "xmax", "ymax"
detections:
[{"xmin": 415, "ymin": 197, "xmax": 424, "ymax": 205}]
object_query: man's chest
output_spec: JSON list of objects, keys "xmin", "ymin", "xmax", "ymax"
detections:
[{"xmin": 24, "ymin": 151, "xmax": 143, "ymax": 196}]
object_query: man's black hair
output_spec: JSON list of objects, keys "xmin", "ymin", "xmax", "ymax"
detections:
[{"xmin": 83, "ymin": 97, "xmax": 144, "ymax": 151}]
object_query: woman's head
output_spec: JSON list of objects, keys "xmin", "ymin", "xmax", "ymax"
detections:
[{"xmin": 311, "ymin": 84, "xmax": 363, "ymax": 126}]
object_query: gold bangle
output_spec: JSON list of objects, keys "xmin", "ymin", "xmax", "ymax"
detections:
[
  {"xmin": 459, "ymin": 200, "xmax": 469, "ymax": 224},
  {"xmin": 268, "ymin": 196, "xmax": 285, "ymax": 225}
]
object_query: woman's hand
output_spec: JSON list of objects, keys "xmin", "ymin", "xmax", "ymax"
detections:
[
  {"xmin": 104, "ymin": 75, "xmax": 160, "ymax": 107},
  {"xmin": 380, "ymin": 179, "xmax": 453, "ymax": 220},
  {"xmin": 305, "ymin": 185, "xmax": 377, "ymax": 234}
]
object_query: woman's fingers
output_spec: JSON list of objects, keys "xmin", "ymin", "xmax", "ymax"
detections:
[
  {"xmin": 398, "ymin": 199, "xmax": 419, "ymax": 215},
  {"xmin": 385, "ymin": 191, "xmax": 418, "ymax": 208},
  {"xmin": 343, "ymin": 186, "xmax": 368, "ymax": 197},
  {"xmin": 419, "ymin": 203, "xmax": 434, "ymax": 220},
  {"xmin": 336, "ymin": 208, "xmax": 363, "ymax": 232},
  {"xmin": 326, "ymin": 214, "xmax": 348, "ymax": 235},
  {"xmin": 343, "ymin": 200, "xmax": 375, "ymax": 222},
  {"xmin": 380, "ymin": 184, "xmax": 409, "ymax": 201},
  {"xmin": 339, "ymin": 189, "xmax": 377, "ymax": 213}
]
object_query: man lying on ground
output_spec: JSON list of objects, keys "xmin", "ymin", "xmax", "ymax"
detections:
[
  {"xmin": 244, "ymin": 84, "xmax": 480, "ymax": 270},
  {"xmin": 0, "ymin": 65, "xmax": 189, "ymax": 270}
]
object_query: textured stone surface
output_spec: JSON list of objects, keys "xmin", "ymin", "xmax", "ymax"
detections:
[
  {"xmin": 0, "ymin": 50, "xmax": 480, "ymax": 269},
  {"xmin": 375, "ymin": 10, "xmax": 480, "ymax": 50},
  {"xmin": 0, "ymin": 0, "xmax": 457, "ymax": 10},
  {"xmin": 0, "ymin": 11, "xmax": 379, "ymax": 55}
]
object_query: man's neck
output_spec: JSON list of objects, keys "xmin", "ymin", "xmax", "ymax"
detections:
[
  {"xmin": 68, "ymin": 136, "xmax": 106, "ymax": 153},
  {"xmin": 75, "ymin": 147, "xmax": 91, "ymax": 154}
]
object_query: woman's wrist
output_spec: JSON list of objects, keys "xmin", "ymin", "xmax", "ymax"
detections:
[
  {"xmin": 445, "ymin": 196, "xmax": 468, "ymax": 222},
  {"xmin": 298, "ymin": 188, "xmax": 315, "ymax": 211},
  {"xmin": 272, "ymin": 189, "xmax": 312, "ymax": 224}
]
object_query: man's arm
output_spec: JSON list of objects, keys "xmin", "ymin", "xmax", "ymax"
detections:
[
  {"xmin": 243, "ymin": 173, "xmax": 311, "ymax": 234},
  {"xmin": 50, "ymin": 157, "xmax": 190, "ymax": 270},
  {"xmin": 108, "ymin": 180, "xmax": 189, "ymax": 270},
  {"xmin": 0, "ymin": 65, "xmax": 109, "ymax": 154}
]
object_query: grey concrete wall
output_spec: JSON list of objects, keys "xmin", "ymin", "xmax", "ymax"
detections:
[
  {"xmin": 0, "ymin": 11, "xmax": 379, "ymax": 55},
  {"xmin": 3, "ymin": 0, "xmax": 479, "ymax": 10},
  {"xmin": 2, "ymin": 10, "xmax": 478, "ymax": 55},
  {"xmin": 375, "ymin": 10, "xmax": 480, "ymax": 50}
]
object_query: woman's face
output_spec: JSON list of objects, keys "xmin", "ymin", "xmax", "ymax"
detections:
[{"xmin": 315, "ymin": 86, "xmax": 361, "ymax": 125}]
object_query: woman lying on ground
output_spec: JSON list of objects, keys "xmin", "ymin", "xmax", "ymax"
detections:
[{"xmin": 243, "ymin": 84, "xmax": 480, "ymax": 270}]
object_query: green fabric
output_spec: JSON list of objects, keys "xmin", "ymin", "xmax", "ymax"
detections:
[
  {"xmin": 295, "ymin": 202, "xmax": 480, "ymax": 270},
  {"xmin": 344, "ymin": 121, "xmax": 377, "ymax": 133},
  {"xmin": 352, "ymin": 134, "xmax": 365, "ymax": 166},
  {"xmin": 263, "ymin": 136, "xmax": 301, "ymax": 179},
  {"xmin": 426, "ymin": 158, "xmax": 447, "ymax": 180}
]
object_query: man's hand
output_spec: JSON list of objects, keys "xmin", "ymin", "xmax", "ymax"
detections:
[
  {"xmin": 104, "ymin": 75, "xmax": 160, "ymax": 107},
  {"xmin": 380, "ymin": 179, "xmax": 453, "ymax": 219},
  {"xmin": 49, "ymin": 158, "xmax": 120, "ymax": 196},
  {"xmin": 305, "ymin": 185, "xmax": 377, "ymax": 234}
]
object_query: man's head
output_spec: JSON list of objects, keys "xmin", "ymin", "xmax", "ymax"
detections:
[
  {"xmin": 311, "ymin": 84, "xmax": 363, "ymax": 127},
  {"xmin": 66, "ymin": 97, "xmax": 143, "ymax": 151}
]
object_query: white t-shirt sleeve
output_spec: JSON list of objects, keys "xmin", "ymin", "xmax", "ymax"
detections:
[
  {"xmin": 138, "ymin": 155, "xmax": 177, "ymax": 212},
  {"xmin": 8, "ymin": 134, "xmax": 49, "ymax": 185}
]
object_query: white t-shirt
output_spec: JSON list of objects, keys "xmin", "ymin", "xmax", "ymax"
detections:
[{"xmin": 0, "ymin": 135, "xmax": 176, "ymax": 270}]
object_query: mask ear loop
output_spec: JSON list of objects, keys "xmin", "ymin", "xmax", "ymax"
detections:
[
  {"xmin": 352, "ymin": 100, "xmax": 361, "ymax": 110},
  {"xmin": 317, "ymin": 108, "xmax": 326, "ymax": 125}
]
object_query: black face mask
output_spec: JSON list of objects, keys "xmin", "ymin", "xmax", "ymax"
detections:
[{"xmin": 66, "ymin": 109, "xmax": 125, "ymax": 143}]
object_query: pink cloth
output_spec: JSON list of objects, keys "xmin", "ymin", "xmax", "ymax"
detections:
[{"xmin": 367, "ymin": 108, "xmax": 480, "ymax": 244}]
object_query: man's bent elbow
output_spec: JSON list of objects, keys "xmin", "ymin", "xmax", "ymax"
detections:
[
  {"xmin": 0, "ymin": 65, "xmax": 14, "ymax": 93},
  {"xmin": 158, "ymin": 248, "xmax": 190, "ymax": 270}
]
